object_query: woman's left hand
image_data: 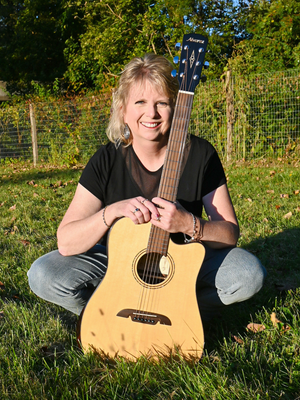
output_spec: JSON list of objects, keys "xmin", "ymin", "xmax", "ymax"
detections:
[{"xmin": 150, "ymin": 197, "xmax": 193, "ymax": 235}]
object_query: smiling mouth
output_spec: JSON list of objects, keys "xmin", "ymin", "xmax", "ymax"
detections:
[{"xmin": 141, "ymin": 122, "xmax": 161, "ymax": 128}]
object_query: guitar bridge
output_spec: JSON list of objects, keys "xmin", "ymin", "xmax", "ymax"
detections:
[{"xmin": 117, "ymin": 308, "xmax": 171, "ymax": 326}]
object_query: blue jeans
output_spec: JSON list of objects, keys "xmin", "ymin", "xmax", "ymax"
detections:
[{"xmin": 27, "ymin": 245, "xmax": 266, "ymax": 321}]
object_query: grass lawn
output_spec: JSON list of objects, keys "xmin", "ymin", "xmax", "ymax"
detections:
[{"xmin": 1, "ymin": 157, "xmax": 300, "ymax": 399}]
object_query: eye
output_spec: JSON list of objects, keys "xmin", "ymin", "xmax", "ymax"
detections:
[
  {"xmin": 158, "ymin": 101, "xmax": 169, "ymax": 107},
  {"xmin": 135, "ymin": 100, "xmax": 145, "ymax": 104}
]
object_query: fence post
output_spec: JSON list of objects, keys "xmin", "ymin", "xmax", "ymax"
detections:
[
  {"xmin": 225, "ymin": 70, "xmax": 234, "ymax": 162},
  {"xmin": 29, "ymin": 103, "xmax": 38, "ymax": 166}
]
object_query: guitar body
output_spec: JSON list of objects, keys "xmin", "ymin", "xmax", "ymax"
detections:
[{"xmin": 80, "ymin": 217, "xmax": 205, "ymax": 360}]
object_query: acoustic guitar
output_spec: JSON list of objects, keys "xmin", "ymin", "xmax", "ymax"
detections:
[{"xmin": 79, "ymin": 34, "xmax": 208, "ymax": 360}]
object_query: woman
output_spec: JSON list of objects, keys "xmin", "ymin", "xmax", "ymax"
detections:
[{"xmin": 28, "ymin": 54, "xmax": 266, "ymax": 322}]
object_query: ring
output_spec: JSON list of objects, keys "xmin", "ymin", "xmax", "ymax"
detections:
[
  {"xmin": 132, "ymin": 208, "xmax": 140, "ymax": 214},
  {"xmin": 156, "ymin": 214, "xmax": 161, "ymax": 222},
  {"xmin": 141, "ymin": 199, "xmax": 148, "ymax": 204}
]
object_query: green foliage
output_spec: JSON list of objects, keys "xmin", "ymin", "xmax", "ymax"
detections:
[
  {"xmin": 63, "ymin": 0, "xmax": 249, "ymax": 89},
  {"xmin": 229, "ymin": 0, "xmax": 300, "ymax": 75},
  {"xmin": 1, "ymin": 0, "xmax": 300, "ymax": 94},
  {"xmin": 0, "ymin": 0, "xmax": 72, "ymax": 94}
]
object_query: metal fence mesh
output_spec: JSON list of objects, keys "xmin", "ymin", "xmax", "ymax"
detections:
[{"xmin": 1, "ymin": 68, "xmax": 300, "ymax": 164}]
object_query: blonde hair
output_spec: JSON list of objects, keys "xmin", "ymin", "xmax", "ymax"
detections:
[{"xmin": 106, "ymin": 54, "xmax": 179, "ymax": 145}]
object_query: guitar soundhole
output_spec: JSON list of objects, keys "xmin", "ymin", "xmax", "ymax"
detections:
[{"xmin": 133, "ymin": 251, "xmax": 174, "ymax": 288}]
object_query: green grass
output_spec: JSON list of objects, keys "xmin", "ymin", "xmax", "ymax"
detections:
[{"xmin": 1, "ymin": 158, "xmax": 300, "ymax": 399}]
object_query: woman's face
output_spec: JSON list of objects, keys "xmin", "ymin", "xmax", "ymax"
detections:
[{"xmin": 123, "ymin": 79, "xmax": 173, "ymax": 146}]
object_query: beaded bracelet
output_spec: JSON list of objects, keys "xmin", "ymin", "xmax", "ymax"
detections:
[
  {"xmin": 102, "ymin": 206, "xmax": 111, "ymax": 228},
  {"xmin": 183, "ymin": 213, "xmax": 197, "ymax": 243}
]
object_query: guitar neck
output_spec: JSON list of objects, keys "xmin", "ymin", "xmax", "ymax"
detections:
[
  {"xmin": 147, "ymin": 32, "xmax": 208, "ymax": 256},
  {"xmin": 157, "ymin": 91, "xmax": 194, "ymax": 202},
  {"xmin": 148, "ymin": 91, "xmax": 194, "ymax": 256}
]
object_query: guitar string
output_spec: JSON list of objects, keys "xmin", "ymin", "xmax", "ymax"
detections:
[
  {"xmin": 138, "ymin": 45, "xmax": 203, "ymax": 319},
  {"xmin": 136, "ymin": 97, "xmax": 184, "ymax": 318},
  {"xmin": 137, "ymin": 46, "xmax": 192, "ymax": 320},
  {"xmin": 138, "ymin": 58, "xmax": 190, "ymax": 317},
  {"xmin": 134, "ymin": 45, "xmax": 204, "ymax": 321}
]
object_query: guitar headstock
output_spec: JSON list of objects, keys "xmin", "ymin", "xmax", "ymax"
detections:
[{"xmin": 173, "ymin": 34, "xmax": 208, "ymax": 94}]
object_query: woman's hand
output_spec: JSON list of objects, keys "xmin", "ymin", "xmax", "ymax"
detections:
[
  {"xmin": 105, "ymin": 197, "xmax": 161, "ymax": 226},
  {"xmin": 149, "ymin": 197, "xmax": 193, "ymax": 235}
]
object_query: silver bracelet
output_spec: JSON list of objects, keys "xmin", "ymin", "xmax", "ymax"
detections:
[
  {"xmin": 183, "ymin": 213, "xmax": 196, "ymax": 243},
  {"xmin": 102, "ymin": 206, "xmax": 111, "ymax": 228}
]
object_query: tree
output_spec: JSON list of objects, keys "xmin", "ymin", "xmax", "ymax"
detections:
[
  {"xmin": 63, "ymin": 0, "xmax": 249, "ymax": 90},
  {"xmin": 228, "ymin": 0, "xmax": 300, "ymax": 75},
  {"xmin": 0, "ymin": 0, "xmax": 74, "ymax": 93}
]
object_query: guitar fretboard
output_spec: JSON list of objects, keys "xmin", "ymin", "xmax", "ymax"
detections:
[{"xmin": 148, "ymin": 91, "xmax": 194, "ymax": 256}]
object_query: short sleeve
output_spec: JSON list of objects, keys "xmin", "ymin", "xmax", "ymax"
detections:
[
  {"xmin": 201, "ymin": 148, "xmax": 226, "ymax": 197},
  {"xmin": 79, "ymin": 143, "xmax": 116, "ymax": 201}
]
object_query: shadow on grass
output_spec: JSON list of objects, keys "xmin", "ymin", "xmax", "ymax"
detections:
[
  {"xmin": 0, "ymin": 165, "xmax": 83, "ymax": 187},
  {"xmin": 204, "ymin": 227, "xmax": 300, "ymax": 352}
]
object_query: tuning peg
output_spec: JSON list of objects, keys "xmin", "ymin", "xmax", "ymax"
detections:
[
  {"xmin": 171, "ymin": 70, "xmax": 178, "ymax": 78},
  {"xmin": 201, "ymin": 75, "xmax": 207, "ymax": 83},
  {"xmin": 204, "ymin": 61, "xmax": 209, "ymax": 69},
  {"xmin": 173, "ymin": 56, "xmax": 179, "ymax": 64},
  {"xmin": 175, "ymin": 43, "xmax": 181, "ymax": 51}
]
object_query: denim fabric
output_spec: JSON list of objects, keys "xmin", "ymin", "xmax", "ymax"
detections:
[
  {"xmin": 27, "ymin": 244, "xmax": 266, "ymax": 319},
  {"xmin": 196, "ymin": 246, "xmax": 266, "ymax": 320}
]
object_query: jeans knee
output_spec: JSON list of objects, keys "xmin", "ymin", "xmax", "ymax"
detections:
[
  {"xmin": 27, "ymin": 256, "xmax": 49, "ymax": 297},
  {"xmin": 217, "ymin": 250, "xmax": 267, "ymax": 305},
  {"xmin": 244, "ymin": 256, "xmax": 266, "ymax": 293}
]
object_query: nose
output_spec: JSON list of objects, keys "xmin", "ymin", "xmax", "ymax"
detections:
[{"xmin": 145, "ymin": 103, "xmax": 159, "ymax": 118}]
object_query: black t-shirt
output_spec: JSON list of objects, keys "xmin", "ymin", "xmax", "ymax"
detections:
[{"xmin": 79, "ymin": 135, "xmax": 226, "ymax": 222}]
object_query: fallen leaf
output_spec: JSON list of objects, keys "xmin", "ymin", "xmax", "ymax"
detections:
[
  {"xmin": 33, "ymin": 193, "xmax": 39, "ymax": 197},
  {"xmin": 294, "ymin": 190, "xmax": 299, "ymax": 195},
  {"xmin": 283, "ymin": 212, "xmax": 292, "ymax": 219},
  {"xmin": 9, "ymin": 204, "xmax": 16, "ymax": 211},
  {"xmin": 280, "ymin": 194, "xmax": 289, "ymax": 198},
  {"xmin": 247, "ymin": 323, "xmax": 266, "ymax": 333},
  {"xmin": 267, "ymin": 190, "xmax": 274, "ymax": 194},
  {"xmin": 0, "ymin": 282, "xmax": 5, "ymax": 290},
  {"xmin": 27, "ymin": 180, "xmax": 35, "ymax": 185},
  {"xmin": 263, "ymin": 218, "xmax": 269, "ymax": 222},
  {"xmin": 275, "ymin": 205, "xmax": 281, "ymax": 210},
  {"xmin": 20, "ymin": 240, "xmax": 30, "ymax": 246},
  {"xmin": 271, "ymin": 312, "xmax": 281, "ymax": 326},
  {"xmin": 270, "ymin": 170, "xmax": 276, "ymax": 176},
  {"xmin": 271, "ymin": 312, "xmax": 291, "ymax": 332},
  {"xmin": 247, "ymin": 198, "xmax": 253, "ymax": 202},
  {"xmin": 232, "ymin": 335, "xmax": 244, "ymax": 344}
]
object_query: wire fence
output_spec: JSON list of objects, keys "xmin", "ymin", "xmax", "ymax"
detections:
[{"xmin": 1, "ymin": 68, "xmax": 300, "ymax": 165}]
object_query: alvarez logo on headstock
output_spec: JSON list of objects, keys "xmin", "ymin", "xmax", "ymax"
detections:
[{"xmin": 172, "ymin": 33, "xmax": 208, "ymax": 95}]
